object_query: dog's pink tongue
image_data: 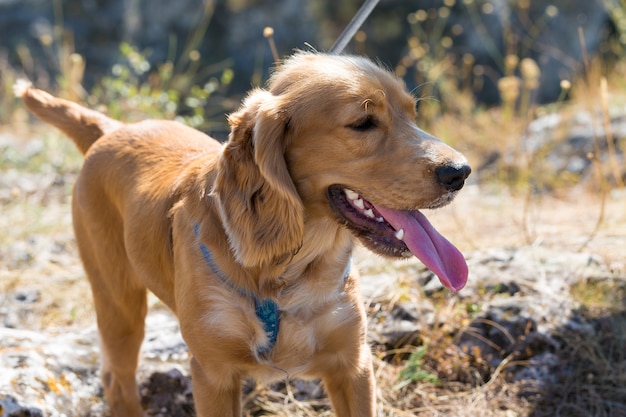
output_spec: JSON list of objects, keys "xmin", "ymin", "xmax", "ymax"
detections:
[{"xmin": 374, "ymin": 206, "xmax": 468, "ymax": 292}]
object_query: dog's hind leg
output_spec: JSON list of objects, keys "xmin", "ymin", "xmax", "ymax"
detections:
[{"xmin": 73, "ymin": 204, "xmax": 147, "ymax": 417}]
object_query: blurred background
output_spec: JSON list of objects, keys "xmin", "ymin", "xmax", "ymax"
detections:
[{"xmin": 0, "ymin": 0, "xmax": 623, "ymax": 129}]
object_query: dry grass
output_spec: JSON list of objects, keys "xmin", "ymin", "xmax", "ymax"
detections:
[{"xmin": 0, "ymin": 126, "xmax": 90, "ymax": 329}]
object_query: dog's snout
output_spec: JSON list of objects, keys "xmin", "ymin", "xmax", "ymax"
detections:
[{"xmin": 435, "ymin": 164, "xmax": 471, "ymax": 192}]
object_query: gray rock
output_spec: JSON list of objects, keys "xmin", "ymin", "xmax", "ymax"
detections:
[
  {"xmin": 0, "ymin": 394, "xmax": 44, "ymax": 417},
  {"xmin": 480, "ymin": 109, "xmax": 626, "ymax": 186}
]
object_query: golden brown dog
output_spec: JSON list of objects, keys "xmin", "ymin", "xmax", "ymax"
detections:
[{"xmin": 17, "ymin": 52, "xmax": 470, "ymax": 417}]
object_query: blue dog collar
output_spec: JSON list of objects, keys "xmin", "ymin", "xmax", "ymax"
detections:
[{"xmin": 194, "ymin": 223, "xmax": 279, "ymax": 355}]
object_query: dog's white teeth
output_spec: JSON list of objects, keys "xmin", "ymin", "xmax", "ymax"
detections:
[
  {"xmin": 395, "ymin": 229, "xmax": 405, "ymax": 241},
  {"xmin": 344, "ymin": 189, "xmax": 360, "ymax": 200},
  {"xmin": 342, "ymin": 188, "xmax": 380, "ymax": 220}
]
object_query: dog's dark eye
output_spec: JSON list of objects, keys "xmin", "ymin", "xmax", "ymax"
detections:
[{"xmin": 348, "ymin": 116, "xmax": 377, "ymax": 132}]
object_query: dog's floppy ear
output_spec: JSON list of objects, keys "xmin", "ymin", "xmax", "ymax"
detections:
[{"xmin": 214, "ymin": 89, "xmax": 304, "ymax": 273}]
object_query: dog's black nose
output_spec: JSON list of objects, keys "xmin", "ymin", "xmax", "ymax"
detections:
[{"xmin": 435, "ymin": 164, "xmax": 471, "ymax": 191}]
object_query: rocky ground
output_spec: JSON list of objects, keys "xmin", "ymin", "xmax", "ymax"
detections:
[{"xmin": 1, "ymin": 129, "xmax": 625, "ymax": 416}]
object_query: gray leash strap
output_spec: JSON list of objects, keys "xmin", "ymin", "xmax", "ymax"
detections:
[{"xmin": 329, "ymin": 0, "xmax": 380, "ymax": 54}]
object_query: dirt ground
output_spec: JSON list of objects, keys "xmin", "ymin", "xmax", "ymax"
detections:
[{"xmin": 431, "ymin": 184, "xmax": 626, "ymax": 263}]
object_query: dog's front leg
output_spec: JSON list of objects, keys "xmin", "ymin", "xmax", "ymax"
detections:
[
  {"xmin": 322, "ymin": 346, "xmax": 376, "ymax": 417},
  {"xmin": 189, "ymin": 357, "xmax": 242, "ymax": 417}
]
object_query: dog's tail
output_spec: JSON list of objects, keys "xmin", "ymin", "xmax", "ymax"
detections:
[{"xmin": 14, "ymin": 80, "xmax": 123, "ymax": 155}]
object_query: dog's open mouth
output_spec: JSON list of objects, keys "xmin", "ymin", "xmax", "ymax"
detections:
[{"xmin": 327, "ymin": 185, "xmax": 468, "ymax": 292}]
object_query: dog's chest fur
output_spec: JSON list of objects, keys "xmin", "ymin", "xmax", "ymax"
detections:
[
  {"xmin": 188, "ymin": 218, "xmax": 362, "ymax": 382},
  {"xmin": 193, "ymin": 263, "xmax": 360, "ymax": 381},
  {"xmin": 252, "ymin": 283, "xmax": 359, "ymax": 382}
]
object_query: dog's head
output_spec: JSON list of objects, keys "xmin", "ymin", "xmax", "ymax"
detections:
[{"xmin": 215, "ymin": 52, "xmax": 470, "ymax": 289}]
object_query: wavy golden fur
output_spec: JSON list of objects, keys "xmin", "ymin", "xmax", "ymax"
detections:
[{"xmin": 17, "ymin": 52, "xmax": 470, "ymax": 416}]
